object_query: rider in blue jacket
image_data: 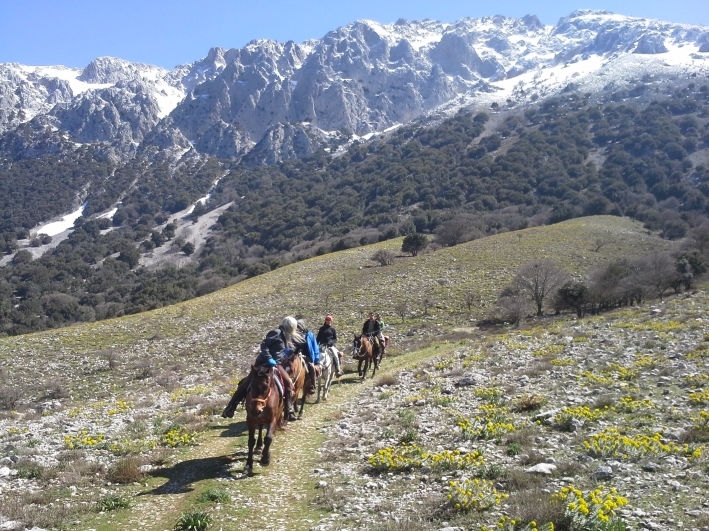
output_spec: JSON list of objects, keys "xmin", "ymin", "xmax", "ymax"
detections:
[{"xmin": 295, "ymin": 320, "xmax": 319, "ymax": 394}]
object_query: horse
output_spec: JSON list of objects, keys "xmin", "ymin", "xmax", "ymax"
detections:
[
  {"xmin": 281, "ymin": 351, "xmax": 312, "ymax": 420},
  {"xmin": 352, "ymin": 333, "xmax": 382, "ymax": 380},
  {"xmin": 316, "ymin": 345, "xmax": 335, "ymax": 403},
  {"xmin": 244, "ymin": 365, "xmax": 284, "ymax": 476}
]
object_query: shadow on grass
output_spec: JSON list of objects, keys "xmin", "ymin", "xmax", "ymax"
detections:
[
  {"xmin": 144, "ymin": 455, "xmax": 233, "ymax": 495},
  {"xmin": 215, "ymin": 420, "xmax": 248, "ymax": 438}
]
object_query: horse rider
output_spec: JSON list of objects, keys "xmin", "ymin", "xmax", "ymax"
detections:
[
  {"xmin": 361, "ymin": 312, "xmax": 385, "ymax": 356},
  {"xmin": 295, "ymin": 320, "xmax": 320, "ymax": 395},
  {"xmin": 375, "ymin": 313, "xmax": 388, "ymax": 352},
  {"xmin": 221, "ymin": 316, "xmax": 300, "ymax": 422},
  {"xmin": 317, "ymin": 314, "xmax": 343, "ymax": 377}
]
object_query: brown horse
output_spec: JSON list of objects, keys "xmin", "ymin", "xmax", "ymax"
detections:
[
  {"xmin": 244, "ymin": 365, "xmax": 284, "ymax": 476},
  {"xmin": 352, "ymin": 334, "xmax": 382, "ymax": 380},
  {"xmin": 281, "ymin": 352, "xmax": 312, "ymax": 420}
]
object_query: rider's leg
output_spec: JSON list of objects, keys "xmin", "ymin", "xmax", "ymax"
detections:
[
  {"xmin": 331, "ymin": 347, "xmax": 343, "ymax": 377},
  {"xmin": 276, "ymin": 364, "xmax": 297, "ymax": 422},
  {"xmin": 305, "ymin": 360, "xmax": 317, "ymax": 393},
  {"xmin": 221, "ymin": 372, "xmax": 253, "ymax": 418}
]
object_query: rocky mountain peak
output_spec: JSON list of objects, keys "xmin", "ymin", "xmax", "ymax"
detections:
[
  {"xmin": 78, "ymin": 56, "xmax": 165, "ymax": 84},
  {"xmin": 1, "ymin": 10, "xmax": 708, "ymax": 164}
]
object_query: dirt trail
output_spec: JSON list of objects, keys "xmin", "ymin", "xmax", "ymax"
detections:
[{"xmin": 115, "ymin": 371, "xmax": 373, "ymax": 531}]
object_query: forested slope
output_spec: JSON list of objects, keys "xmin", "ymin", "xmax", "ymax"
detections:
[{"xmin": 2, "ymin": 82, "xmax": 709, "ymax": 335}]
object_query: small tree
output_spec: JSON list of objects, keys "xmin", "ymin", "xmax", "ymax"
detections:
[
  {"xmin": 512, "ymin": 259, "xmax": 568, "ymax": 316},
  {"xmin": 497, "ymin": 286, "xmax": 529, "ymax": 327},
  {"xmin": 181, "ymin": 242, "xmax": 195, "ymax": 256},
  {"xmin": 117, "ymin": 246, "xmax": 140, "ymax": 269},
  {"xmin": 401, "ymin": 233, "xmax": 429, "ymax": 257},
  {"xmin": 554, "ymin": 280, "xmax": 589, "ymax": 318},
  {"xmin": 592, "ymin": 237, "xmax": 608, "ymax": 252},
  {"xmin": 11, "ymin": 250, "xmax": 33, "ymax": 265},
  {"xmin": 638, "ymin": 251, "xmax": 679, "ymax": 300},
  {"xmin": 688, "ymin": 224, "xmax": 709, "ymax": 254},
  {"xmin": 371, "ymin": 249, "xmax": 395, "ymax": 266},
  {"xmin": 394, "ymin": 299, "xmax": 409, "ymax": 322},
  {"xmin": 463, "ymin": 289, "xmax": 478, "ymax": 312},
  {"xmin": 421, "ymin": 294, "xmax": 436, "ymax": 316}
]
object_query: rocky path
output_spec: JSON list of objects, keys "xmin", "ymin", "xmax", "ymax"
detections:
[{"xmin": 111, "ymin": 358, "xmax": 422, "ymax": 531}]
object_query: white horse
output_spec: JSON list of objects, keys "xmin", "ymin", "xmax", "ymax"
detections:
[{"xmin": 316, "ymin": 345, "xmax": 336, "ymax": 403}]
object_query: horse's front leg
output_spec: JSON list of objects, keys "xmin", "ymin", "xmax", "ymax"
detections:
[
  {"xmin": 260, "ymin": 422, "xmax": 275, "ymax": 466},
  {"xmin": 357, "ymin": 359, "xmax": 363, "ymax": 377},
  {"xmin": 324, "ymin": 370, "xmax": 333, "ymax": 400},
  {"xmin": 316, "ymin": 377, "xmax": 322, "ymax": 404},
  {"xmin": 362, "ymin": 358, "xmax": 370, "ymax": 380},
  {"xmin": 245, "ymin": 425, "xmax": 256, "ymax": 476},
  {"xmin": 297, "ymin": 390, "xmax": 306, "ymax": 419},
  {"xmin": 255, "ymin": 425, "xmax": 264, "ymax": 453}
]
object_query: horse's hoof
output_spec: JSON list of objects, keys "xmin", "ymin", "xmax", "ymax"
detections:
[
  {"xmin": 244, "ymin": 466, "xmax": 253, "ymax": 476},
  {"xmin": 255, "ymin": 445, "xmax": 263, "ymax": 453},
  {"xmin": 260, "ymin": 457, "xmax": 271, "ymax": 467},
  {"xmin": 322, "ymin": 396, "xmax": 328, "ymax": 402}
]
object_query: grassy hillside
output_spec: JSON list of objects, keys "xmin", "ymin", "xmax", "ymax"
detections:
[
  {"xmin": 0, "ymin": 216, "xmax": 682, "ymax": 530},
  {"xmin": 0, "ymin": 216, "xmax": 673, "ymax": 392}
]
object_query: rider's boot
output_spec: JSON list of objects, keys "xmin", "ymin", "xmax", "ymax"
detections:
[
  {"xmin": 221, "ymin": 376, "xmax": 250, "ymax": 418},
  {"xmin": 285, "ymin": 395, "xmax": 297, "ymax": 422}
]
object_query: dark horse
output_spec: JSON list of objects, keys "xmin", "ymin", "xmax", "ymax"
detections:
[
  {"xmin": 352, "ymin": 334, "xmax": 382, "ymax": 380},
  {"xmin": 244, "ymin": 365, "xmax": 284, "ymax": 476},
  {"xmin": 281, "ymin": 352, "xmax": 312, "ymax": 420}
]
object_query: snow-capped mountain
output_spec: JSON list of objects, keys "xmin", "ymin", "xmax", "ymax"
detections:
[{"xmin": 2, "ymin": 10, "xmax": 709, "ymax": 163}]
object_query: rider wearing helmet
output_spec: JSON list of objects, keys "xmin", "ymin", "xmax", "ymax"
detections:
[
  {"xmin": 317, "ymin": 314, "xmax": 343, "ymax": 377},
  {"xmin": 222, "ymin": 316, "xmax": 300, "ymax": 422}
]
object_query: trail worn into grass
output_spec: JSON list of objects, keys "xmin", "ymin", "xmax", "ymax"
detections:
[{"xmin": 89, "ymin": 346, "xmax": 457, "ymax": 531}]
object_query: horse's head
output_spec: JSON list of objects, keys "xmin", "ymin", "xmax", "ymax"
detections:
[
  {"xmin": 281, "ymin": 353, "xmax": 295, "ymax": 374},
  {"xmin": 249, "ymin": 365, "xmax": 274, "ymax": 417}
]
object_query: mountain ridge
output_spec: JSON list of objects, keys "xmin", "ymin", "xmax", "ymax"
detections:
[{"xmin": 2, "ymin": 9, "xmax": 708, "ymax": 163}]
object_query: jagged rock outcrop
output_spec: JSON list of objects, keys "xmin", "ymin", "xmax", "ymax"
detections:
[
  {"xmin": 1, "ymin": 10, "xmax": 708, "ymax": 163},
  {"xmin": 634, "ymin": 34, "xmax": 668, "ymax": 54},
  {"xmin": 78, "ymin": 57, "xmax": 163, "ymax": 84},
  {"xmin": 241, "ymin": 122, "xmax": 337, "ymax": 166},
  {"xmin": 0, "ymin": 65, "xmax": 74, "ymax": 134},
  {"xmin": 49, "ymin": 82, "xmax": 163, "ymax": 145}
]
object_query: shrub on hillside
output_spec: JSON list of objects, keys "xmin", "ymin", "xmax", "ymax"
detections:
[{"xmin": 372, "ymin": 249, "xmax": 395, "ymax": 266}]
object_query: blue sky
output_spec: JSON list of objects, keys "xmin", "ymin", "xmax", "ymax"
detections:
[{"xmin": 2, "ymin": 0, "xmax": 708, "ymax": 69}]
